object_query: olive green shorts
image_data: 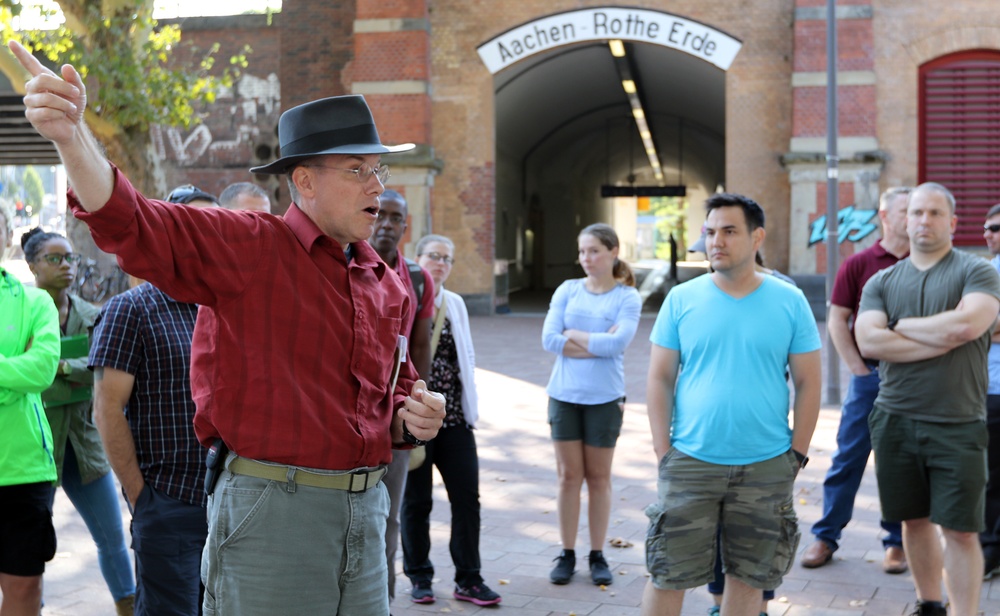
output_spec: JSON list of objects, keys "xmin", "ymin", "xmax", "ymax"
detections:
[
  {"xmin": 644, "ymin": 448, "xmax": 800, "ymax": 591},
  {"xmin": 869, "ymin": 405, "xmax": 987, "ymax": 532},
  {"xmin": 547, "ymin": 397, "xmax": 624, "ymax": 448}
]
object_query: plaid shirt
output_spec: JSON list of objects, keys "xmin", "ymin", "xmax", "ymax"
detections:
[
  {"xmin": 89, "ymin": 283, "xmax": 204, "ymax": 507},
  {"xmin": 72, "ymin": 167, "xmax": 416, "ymax": 471}
]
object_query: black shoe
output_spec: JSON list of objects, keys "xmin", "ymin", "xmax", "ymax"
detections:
[
  {"xmin": 550, "ymin": 549, "xmax": 576, "ymax": 584},
  {"xmin": 987, "ymin": 560, "xmax": 1000, "ymax": 580},
  {"xmin": 909, "ymin": 601, "xmax": 947, "ymax": 616},
  {"xmin": 454, "ymin": 582, "xmax": 502, "ymax": 606},
  {"xmin": 985, "ymin": 549, "xmax": 1000, "ymax": 579},
  {"xmin": 588, "ymin": 550, "xmax": 613, "ymax": 585},
  {"xmin": 410, "ymin": 580, "xmax": 435, "ymax": 604}
]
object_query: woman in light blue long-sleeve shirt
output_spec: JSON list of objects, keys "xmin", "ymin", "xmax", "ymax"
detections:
[{"xmin": 541, "ymin": 223, "xmax": 641, "ymax": 587}]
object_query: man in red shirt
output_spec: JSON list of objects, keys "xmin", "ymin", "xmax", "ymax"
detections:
[
  {"xmin": 11, "ymin": 41, "xmax": 446, "ymax": 616},
  {"xmin": 368, "ymin": 189, "xmax": 434, "ymax": 602},
  {"xmin": 800, "ymin": 187, "xmax": 911, "ymax": 572}
]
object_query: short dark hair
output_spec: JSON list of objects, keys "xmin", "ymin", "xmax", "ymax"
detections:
[
  {"xmin": 219, "ymin": 182, "xmax": 269, "ymax": 209},
  {"xmin": 380, "ymin": 189, "xmax": 408, "ymax": 216},
  {"xmin": 986, "ymin": 203, "xmax": 1000, "ymax": 220},
  {"xmin": 705, "ymin": 193, "xmax": 765, "ymax": 231}
]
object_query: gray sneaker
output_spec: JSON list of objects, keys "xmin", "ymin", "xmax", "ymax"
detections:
[{"xmin": 550, "ymin": 549, "xmax": 576, "ymax": 584}]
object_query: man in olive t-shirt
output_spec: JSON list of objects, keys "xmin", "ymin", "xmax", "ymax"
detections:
[{"xmin": 856, "ymin": 182, "xmax": 1000, "ymax": 616}]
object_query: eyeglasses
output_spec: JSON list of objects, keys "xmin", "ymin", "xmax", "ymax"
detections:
[
  {"xmin": 421, "ymin": 252, "xmax": 454, "ymax": 265},
  {"xmin": 309, "ymin": 163, "xmax": 390, "ymax": 185},
  {"xmin": 376, "ymin": 211, "xmax": 405, "ymax": 226},
  {"xmin": 986, "ymin": 224, "xmax": 1000, "ymax": 233},
  {"xmin": 39, "ymin": 253, "xmax": 82, "ymax": 266}
]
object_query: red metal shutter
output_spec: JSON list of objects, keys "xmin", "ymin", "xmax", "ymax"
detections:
[{"xmin": 919, "ymin": 50, "xmax": 1000, "ymax": 245}]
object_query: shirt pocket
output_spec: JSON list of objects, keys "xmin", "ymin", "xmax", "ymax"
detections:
[{"xmin": 374, "ymin": 316, "xmax": 403, "ymax": 387}]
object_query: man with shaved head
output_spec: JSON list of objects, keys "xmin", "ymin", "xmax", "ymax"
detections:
[{"xmin": 856, "ymin": 182, "xmax": 1000, "ymax": 616}]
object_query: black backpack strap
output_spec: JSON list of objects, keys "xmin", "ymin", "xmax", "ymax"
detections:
[{"xmin": 404, "ymin": 258, "xmax": 425, "ymax": 314}]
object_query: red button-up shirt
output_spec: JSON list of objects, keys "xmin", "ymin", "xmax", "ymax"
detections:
[{"xmin": 71, "ymin": 168, "xmax": 416, "ymax": 470}]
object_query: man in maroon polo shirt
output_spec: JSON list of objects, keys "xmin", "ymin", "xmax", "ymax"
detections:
[
  {"xmin": 368, "ymin": 188, "xmax": 434, "ymax": 602},
  {"xmin": 11, "ymin": 41, "xmax": 446, "ymax": 616},
  {"xmin": 800, "ymin": 186, "xmax": 911, "ymax": 572}
]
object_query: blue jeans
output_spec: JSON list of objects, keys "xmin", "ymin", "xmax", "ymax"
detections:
[
  {"xmin": 59, "ymin": 443, "xmax": 135, "ymax": 601},
  {"xmin": 811, "ymin": 370, "xmax": 902, "ymax": 550}
]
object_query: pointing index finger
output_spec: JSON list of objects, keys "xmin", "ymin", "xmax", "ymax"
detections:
[{"xmin": 8, "ymin": 40, "xmax": 56, "ymax": 78}]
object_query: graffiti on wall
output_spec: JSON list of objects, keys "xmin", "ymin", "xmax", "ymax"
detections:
[
  {"xmin": 808, "ymin": 205, "xmax": 878, "ymax": 246},
  {"xmin": 150, "ymin": 73, "xmax": 281, "ymax": 166}
]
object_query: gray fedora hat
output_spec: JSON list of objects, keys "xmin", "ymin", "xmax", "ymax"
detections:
[{"xmin": 250, "ymin": 95, "xmax": 414, "ymax": 175}]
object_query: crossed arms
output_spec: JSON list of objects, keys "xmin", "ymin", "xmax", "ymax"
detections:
[{"xmin": 855, "ymin": 292, "xmax": 1000, "ymax": 363}]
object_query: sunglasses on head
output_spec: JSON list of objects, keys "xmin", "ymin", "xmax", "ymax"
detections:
[{"xmin": 985, "ymin": 224, "xmax": 1000, "ymax": 233}]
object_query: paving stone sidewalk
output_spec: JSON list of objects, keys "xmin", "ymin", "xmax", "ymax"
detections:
[{"xmin": 32, "ymin": 314, "xmax": 1000, "ymax": 615}]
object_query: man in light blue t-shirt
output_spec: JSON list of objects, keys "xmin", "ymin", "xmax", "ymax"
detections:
[{"xmin": 640, "ymin": 193, "xmax": 822, "ymax": 616}]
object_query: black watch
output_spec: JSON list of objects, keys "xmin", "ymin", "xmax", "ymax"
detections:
[
  {"xmin": 793, "ymin": 449, "xmax": 809, "ymax": 469},
  {"xmin": 402, "ymin": 422, "xmax": 428, "ymax": 447}
]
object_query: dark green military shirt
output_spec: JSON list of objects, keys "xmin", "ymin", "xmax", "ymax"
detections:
[{"xmin": 859, "ymin": 249, "xmax": 1000, "ymax": 422}]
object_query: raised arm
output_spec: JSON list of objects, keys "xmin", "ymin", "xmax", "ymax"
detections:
[
  {"xmin": 8, "ymin": 41, "xmax": 113, "ymax": 211},
  {"xmin": 646, "ymin": 344, "xmax": 680, "ymax": 461},
  {"xmin": 788, "ymin": 350, "xmax": 822, "ymax": 458}
]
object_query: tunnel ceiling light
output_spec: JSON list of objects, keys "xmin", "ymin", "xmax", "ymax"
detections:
[{"xmin": 609, "ymin": 41, "xmax": 665, "ymax": 186}]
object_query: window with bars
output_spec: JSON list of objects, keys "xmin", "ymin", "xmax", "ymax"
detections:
[{"xmin": 919, "ymin": 49, "xmax": 1000, "ymax": 245}]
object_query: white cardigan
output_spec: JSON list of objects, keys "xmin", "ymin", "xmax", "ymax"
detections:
[{"xmin": 435, "ymin": 287, "xmax": 479, "ymax": 428}]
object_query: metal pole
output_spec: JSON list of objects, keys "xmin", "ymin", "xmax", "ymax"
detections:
[{"xmin": 824, "ymin": 0, "xmax": 841, "ymax": 405}]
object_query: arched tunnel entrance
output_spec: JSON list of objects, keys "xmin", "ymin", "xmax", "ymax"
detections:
[{"xmin": 483, "ymin": 9, "xmax": 739, "ymax": 310}]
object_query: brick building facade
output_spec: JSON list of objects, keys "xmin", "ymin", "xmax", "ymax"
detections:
[{"xmin": 161, "ymin": 0, "xmax": 1000, "ymax": 313}]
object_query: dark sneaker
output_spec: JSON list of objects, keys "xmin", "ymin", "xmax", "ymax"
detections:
[
  {"xmin": 909, "ymin": 601, "xmax": 947, "ymax": 616},
  {"xmin": 550, "ymin": 549, "xmax": 576, "ymax": 584},
  {"xmin": 410, "ymin": 580, "xmax": 435, "ymax": 604},
  {"xmin": 588, "ymin": 550, "xmax": 613, "ymax": 585},
  {"xmin": 454, "ymin": 583, "xmax": 502, "ymax": 606},
  {"xmin": 985, "ymin": 550, "xmax": 1000, "ymax": 580}
]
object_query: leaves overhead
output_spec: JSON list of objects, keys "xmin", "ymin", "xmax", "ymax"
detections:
[{"xmin": 0, "ymin": 0, "xmax": 251, "ymax": 134}]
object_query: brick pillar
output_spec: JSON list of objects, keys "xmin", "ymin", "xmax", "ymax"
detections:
[
  {"xmin": 352, "ymin": 0, "xmax": 440, "ymax": 258},
  {"xmin": 279, "ymin": 1, "xmax": 355, "ymax": 109},
  {"xmin": 783, "ymin": 1, "xmax": 886, "ymax": 275}
]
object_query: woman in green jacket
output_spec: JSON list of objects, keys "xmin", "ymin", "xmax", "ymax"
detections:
[
  {"xmin": 22, "ymin": 227, "xmax": 136, "ymax": 615},
  {"xmin": 0, "ymin": 207, "xmax": 60, "ymax": 615}
]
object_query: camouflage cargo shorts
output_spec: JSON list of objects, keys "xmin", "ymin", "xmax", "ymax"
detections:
[{"xmin": 644, "ymin": 448, "xmax": 800, "ymax": 591}]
